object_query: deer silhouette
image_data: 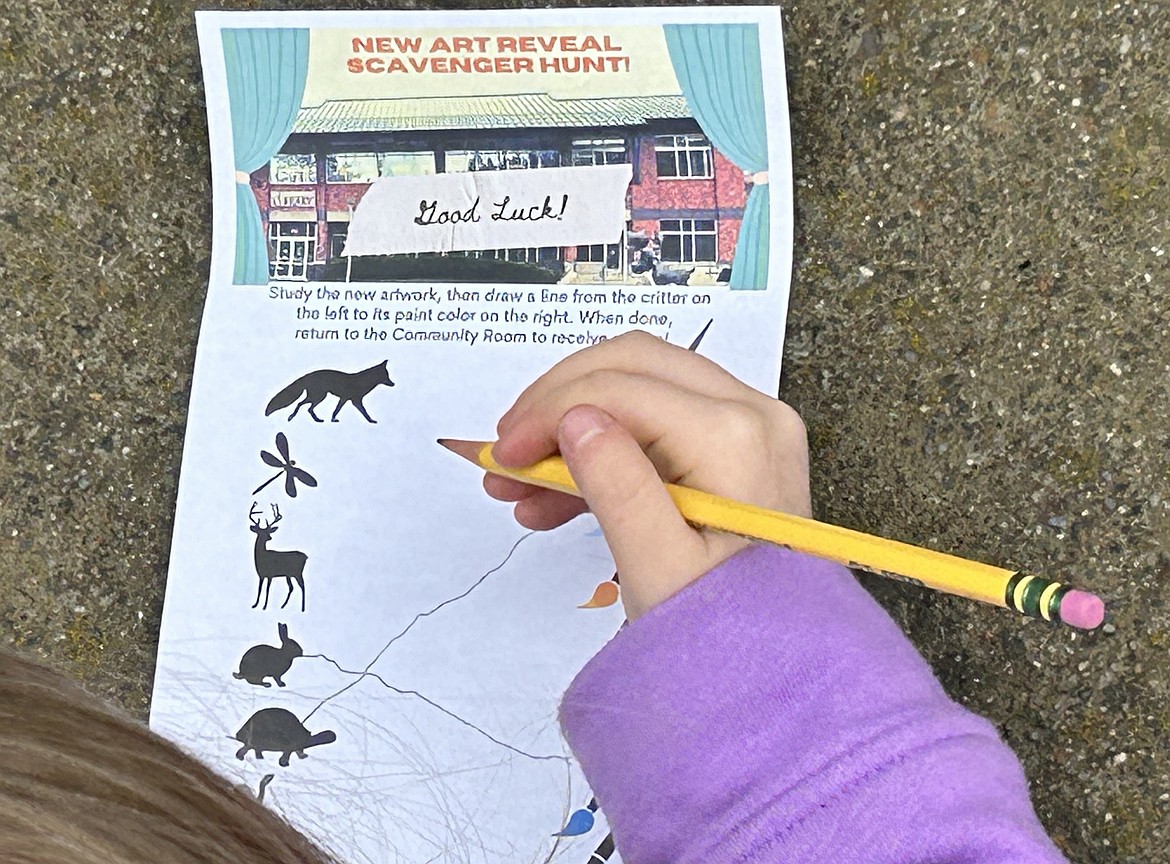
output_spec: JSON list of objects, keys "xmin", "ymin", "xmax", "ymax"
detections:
[{"xmin": 249, "ymin": 502, "xmax": 308, "ymax": 612}]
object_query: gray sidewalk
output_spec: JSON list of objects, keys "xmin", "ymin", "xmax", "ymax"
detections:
[{"xmin": 1, "ymin": 2, "xmax": 1167, "ymax": 860}]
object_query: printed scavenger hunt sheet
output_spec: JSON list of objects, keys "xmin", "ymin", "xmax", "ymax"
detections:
[{"xmin": 151, "ymin": 8, "xmax": 794, "ymax": 864}]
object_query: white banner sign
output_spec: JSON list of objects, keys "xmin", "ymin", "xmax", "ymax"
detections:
[{"xmin": 343, "ymin": 163, "xmax": 633, "ymax": 256}]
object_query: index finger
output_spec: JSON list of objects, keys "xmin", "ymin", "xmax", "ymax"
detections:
[{"xmin": 496, "ymin": 330, "xmax": 761, "ymax": 437}]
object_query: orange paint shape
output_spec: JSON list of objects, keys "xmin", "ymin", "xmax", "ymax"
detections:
[{"xmin": 578, "ymin": 580, "xmax": 620, "ymax": 609}]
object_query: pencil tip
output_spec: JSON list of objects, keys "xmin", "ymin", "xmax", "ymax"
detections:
[{"xmin": 437, "ymin": 437, "xmax": 486, "ymax": 464}]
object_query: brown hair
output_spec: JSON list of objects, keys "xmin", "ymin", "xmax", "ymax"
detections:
[{"xmin": 0, "ymin": 649, "xmax": 338, "ymax": 864}]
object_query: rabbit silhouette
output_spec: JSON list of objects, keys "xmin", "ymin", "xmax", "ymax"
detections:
[{"xmin": 233, "ymin": 623, "xmax": 303, "ymax": 687}]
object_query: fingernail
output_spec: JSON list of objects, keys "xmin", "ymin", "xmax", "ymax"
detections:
[
  {"xmin": 490, "ymin": 431, "xmax": 528, "ymax": 467},
  {"xmin": 486, "ymin": 441, "xmax": 501, "ymax": 466},
  {"xmin": 559, "ymin": 405, "xmax": 612, "ymax": 452},
  {"xmin": 496, "ymin": 409, "xmax": 514, "ymax": 436}
]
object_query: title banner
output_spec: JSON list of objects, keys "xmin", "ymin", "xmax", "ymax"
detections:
[{"xmin": 342, "ymin": 163, "xmax": 633, "ymax": 257}]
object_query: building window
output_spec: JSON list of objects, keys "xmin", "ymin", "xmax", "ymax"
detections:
[
  {"xmin": 576, "ymin": 243, "xmax": 621, "ymax": 268},
  {"xmin": 326, "ymin": 153, "xmax": 378, "ymax": 184},
  {"xmin": 464, "ymin": 247, "xmax": 562, "ymax": 265},
  {"xmin": 571, "ymin": 138, "xmax": 627, "ymax": 166},
  {"xmin": 268, "ymin": 221, "xmax": 317, "ymax": 280},
  {"xmin": 654, "ymin": 134, "xmax": 712, "ymax": 179},
  {"xmin": 380, "ymin": 151, "xmax": 437, "ymax": 177},
  {"xmin": 328, "ymin": 224, "xmax": 349, "ymax": 260},
  {"xmin": 446, "ymin": 149, "xmax": 561, "ymax": 172},
  {"xmin": 659, "ymin": 219, "xmax": 716, "ymax": 263},
  {"xmin": 326, "ymin": 151, "xmax": 437, "ymax": 183},
  {"xmin": 269, "ymin": 153, "xmax": 317, "ymax": 185}
]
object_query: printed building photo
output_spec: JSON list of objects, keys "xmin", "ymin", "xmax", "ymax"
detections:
[
  {"xmin": 223, "ymin": 24, "xmax": 772, "ymax": 290},
  {"xmin": 249, "ymin": 93, "xmax": 746, "ymax": 285}
]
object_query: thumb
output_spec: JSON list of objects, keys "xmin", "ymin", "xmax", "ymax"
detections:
[{"xmin": 557, "ymin": 405, "xmax": 705, "ymax": 618}]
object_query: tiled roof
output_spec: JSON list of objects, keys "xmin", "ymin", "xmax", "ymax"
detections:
[{"xmin": 292, "ymin": 93, "xmax": 691, "ymax": 134}]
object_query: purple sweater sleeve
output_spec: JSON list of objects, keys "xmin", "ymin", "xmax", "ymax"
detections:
[{"xmin": 559, "ymin": 545, "xmax": 1068, "ymax": 864}]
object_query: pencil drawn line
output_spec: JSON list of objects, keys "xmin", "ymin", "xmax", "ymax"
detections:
[
  {"xmin": 306, "ymin": 653, "xmax": 567, "ymax": 764},
  {"xmin": 538, "ymin": 765, "xmax": 574, "ymax": 864},
  {"xmin": 301, "ymin": 532, "xmax": 535, "ymax": 723}
]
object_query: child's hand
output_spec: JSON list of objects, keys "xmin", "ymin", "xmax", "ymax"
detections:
[{"xmin": 489, "ymin": 331, "xmax": 811, "ymax": 620}]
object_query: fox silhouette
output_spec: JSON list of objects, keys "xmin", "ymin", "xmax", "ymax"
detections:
[{"xmin": 266, "ymin": 360, "xmax": 394, "ymax": 423}]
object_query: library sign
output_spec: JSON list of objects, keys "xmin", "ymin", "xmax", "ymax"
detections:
[{"xmin": 270, "ymin": 190, "xmax": 317, "ymax": 211}]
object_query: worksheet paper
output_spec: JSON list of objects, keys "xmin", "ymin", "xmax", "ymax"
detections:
[{"xmin": 151, "ymin": 8, "xmax": 793, "ymax": 864}]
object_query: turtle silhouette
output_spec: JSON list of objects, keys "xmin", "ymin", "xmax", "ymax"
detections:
[{"xmin": 233, "ymin": 707, "xmax": 337, "ymax": 767}]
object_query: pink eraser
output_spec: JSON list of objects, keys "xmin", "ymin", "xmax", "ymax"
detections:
[{"xmin": 1060, "ymin": 590, "xmax": 1106, "ymax": 630}]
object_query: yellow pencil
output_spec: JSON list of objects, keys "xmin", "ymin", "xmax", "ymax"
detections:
[{"xmin": 438, "ymin": 439, "xmax": 1106, "ymax": 630}]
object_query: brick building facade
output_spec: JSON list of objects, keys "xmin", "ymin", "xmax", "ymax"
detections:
[{"xmin": 251, "ymin": 93, "xmax": 747, "ymax": 282}]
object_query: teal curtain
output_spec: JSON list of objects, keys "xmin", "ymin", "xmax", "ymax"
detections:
[
  {"xmin": 222, "ymin": 28, "xmax": 310, "ymax": 285},
  {"xmin": 663, "ymin": 24, "xmax": 769, "ymax": 290}
]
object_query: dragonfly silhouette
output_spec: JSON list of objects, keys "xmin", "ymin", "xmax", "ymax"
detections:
[{"xmin": 252, "ymin": 432, "xmax": 318, "ymax": 498}]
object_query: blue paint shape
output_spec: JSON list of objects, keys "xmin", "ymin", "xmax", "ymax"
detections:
[{"xmin": 553, "ymin": 808, "xmax": 596, "ymax": 837}]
